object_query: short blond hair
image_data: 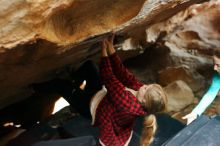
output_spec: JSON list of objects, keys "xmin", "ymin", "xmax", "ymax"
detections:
[{"xmin": 142, "ymin": 84, "xmax": 167, "ymax": 113}]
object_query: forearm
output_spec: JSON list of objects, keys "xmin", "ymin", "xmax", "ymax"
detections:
[
  {"xmin": 101, "ymin": 46, "xmax": 108, "ymax": 57},
  {"xmin": 104, "ymin": 35, "xmax": 142, "ymax": 89},
  {"xmin": 99, "ymin": 57, "xmax": 143, "ymax": 114},
  {"xmin": 108, "ymin": 45, "xmax": 116, "ymax": 55},
  {"xmin": 192, "ymin": 83, "xmax": 220, "ymax": 116},
  {"xmin": 109, "ymin": 53, "xmax": 143, "ymax": 89},
  {"xmin": 192, "ymin": 93, "xmax": 217, "ymax": 116},
  {"xmin": 106, "ymin": 34, "xmax": 115, "ymax": 55},
  {"xmin": 99, "ymin": 57, "xmax": 129, "ymax": 109}
]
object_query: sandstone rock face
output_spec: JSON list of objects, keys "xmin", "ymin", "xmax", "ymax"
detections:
[
  {"xmin": 146, "ymin": 0, "xmax": 220, "ymax": 97},
  {"xmin": 158, "ymin": 65, "xmax": 206, "ymax": 95},
  {"xmin": 0, "ymin": 0, "xmax": 206, "ymax": 109},
  {"xmin": 164, "ymin": 80, "xmax": 194, "ymax": 112},
  {"xmin": 146, "ymin": 0, "xmax": 220, "ymax": 53}
]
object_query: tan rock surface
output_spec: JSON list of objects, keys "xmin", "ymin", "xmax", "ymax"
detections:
[
  {"xmin": 159, "ymin": 65, "xmax": 206, "ymax": 94},
  {"xmin": 0, "ymin": 0, "xmax": 206, "ymax": 109},
  {"xmin": 164, "ymin": 80, "xmax": 194, "ymax": 112},
  {"xmin": 146, "ymin": 0, "xmax": 220, "ymax": 53}
]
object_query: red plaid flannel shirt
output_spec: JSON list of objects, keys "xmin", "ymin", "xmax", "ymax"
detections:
[{"xmin": 95, "ymin": 53, "xmax": 146, "ymax": 146}]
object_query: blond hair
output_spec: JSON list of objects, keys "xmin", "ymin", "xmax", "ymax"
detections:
[{"xmin": 140, "ymin": 84, "xmax": 167, "ymax": 146}]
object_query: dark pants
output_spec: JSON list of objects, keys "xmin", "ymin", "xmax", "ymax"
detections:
[
  {"xmin": 33, "ymin": 60, "xmax": 102, "ymax": 120},
  {"xmin": 66, "ymin": 60, "xmax": 102, "ymax": 120}
]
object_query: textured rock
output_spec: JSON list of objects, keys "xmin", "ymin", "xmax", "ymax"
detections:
[
  {"xmin": 146, "ymin": 0, "xmax": 220, "ymax": 96},
  {"xmin": 0, "ymin": 0, "xmax": 206, "ymax": 109},
  {"xmin": 146, "ymin": 0, "xmax": 220, "ymax": 53},
  {"xmin": 164, "ymin": 80, "xmax": 194, "ymax": 112},
  {"xmin": 158, "ymin": 65, "xmax": 205, "ymax": 94}
]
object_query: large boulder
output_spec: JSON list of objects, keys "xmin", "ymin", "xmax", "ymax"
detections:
[
  {"xmin": 158, "ymin": 65, "xmax": 206, "ymax": 95},
  {"xmin": 164, "ymin": 80, "xmax": 194, "ymax": 112}
]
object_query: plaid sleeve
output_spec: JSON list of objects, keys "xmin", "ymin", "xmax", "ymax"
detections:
[
  {"xmin": 109, "ymin": 53, "xmax": 143, "ymax": 90},
  {"xmin": 99, "ymin": 57, "xmax": 145, "ymax": 115}
]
